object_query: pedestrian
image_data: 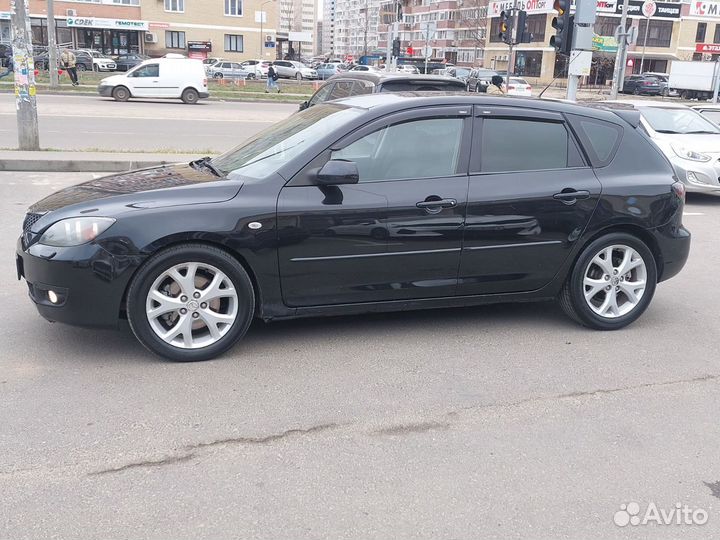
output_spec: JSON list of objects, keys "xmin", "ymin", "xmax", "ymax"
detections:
[
  {"xmin": 486, "ymin": 75, "xmax": 506, "ymax": 95},
  {"xmin": 0, "ymin": 56, "xmax": 13, "ymax": 80},
  {"xmin": 60, "ymin": 49, "xmax": 79, "ymax": 86},
  {"xmin": 266, "ymin": 64, "xmax": 280, "ymax": 93}
]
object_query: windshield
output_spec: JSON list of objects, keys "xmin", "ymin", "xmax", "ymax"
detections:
[
  {"xmin": 453, "ymin": 68, "xmax": 471, "ymax": 78},
  {"xmin": 211, "ymin": 104, "xmax": 365, "ymax": 179},
  {"xmin": 639, "ymin": 106, "xmax": 720, "ymax": 134}
]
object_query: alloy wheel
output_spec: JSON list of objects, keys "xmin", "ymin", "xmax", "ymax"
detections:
[
  {"xmin": 145, "ymin": 262, "xmax": 238, "ymax": 349},
  {"xmin": 582, "ymin": 245, "xmax": 647, "ymax": 319}
]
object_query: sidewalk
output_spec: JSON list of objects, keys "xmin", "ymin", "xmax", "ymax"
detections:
[{"xmin": 0, "ymin": 150, "xmax": 204, "ymax": 172}]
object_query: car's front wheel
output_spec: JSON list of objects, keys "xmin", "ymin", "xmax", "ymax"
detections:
[
  {"xmin": 127, "ymin": 244, "xmax": 255, "ymax": 361},
  {"xmin": 112, "ymin": 86, "xmax": 130, "ymax": 102},
  {"xmin": 559, "ymin": 233, "xmax": 657, "ymax": 330},
  {"xmin": 296, "ymin": 72, "xmax": 303, "ymax": 80}
]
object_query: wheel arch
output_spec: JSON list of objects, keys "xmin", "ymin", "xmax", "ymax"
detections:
[
  {"xmin": 120, "ymin": 237, "xmax": 264, "ymax": 320},
  {"xmin": 569, "ymin": 224, "xmax": 663, "ymax": 282}
]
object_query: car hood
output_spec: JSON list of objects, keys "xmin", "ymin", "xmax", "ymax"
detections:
[
  {"xmin": 652, "ymin": 132, "xmax": 720, "ymax": 153},
  {"xmin": 28, "ymin": 164, "xmax": 242, "ymax": 217}
]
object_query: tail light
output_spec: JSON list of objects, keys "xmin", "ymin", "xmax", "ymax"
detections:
[
  {"xmin": 671, "ymin": 181, "xmax": 686, "ymax": 202},
  {"xmin": 508, "ymin": 85, "xmax": 515, "ymax": 90},
  {"xmin": 203, "ymin": 78, "xmax": 207, "ymax": 87},
  {"xmin": 527, "ymin": 86, "xmax": 532, "ymax": 91}
]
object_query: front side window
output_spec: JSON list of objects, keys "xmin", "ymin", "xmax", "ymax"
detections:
[
  {"xmin": 331, "ymin": 117, "xmax": 464, "ymax": 182},
  {"xmin": 165, "ymin": 31, "xmax": 185, "ymax": 49},
  {"xmin": 480, "ymin": 118, "xmax": 571, "ymax": 173},
  {"xmin": 164, "ymin": 0, "xmax": 184, "ymax": 12},
  {"xmin": 329, "ymin": 81, "xmax": 355, "ymax": 100},
  {"xmin": 225, "ymin": 0, "xmax": 243, "ymax": 16},
  {"xmin": 224, "ymin": 34, "xmax": 243, "ymax": 52},
  {"xmin": 308, "ymin": 83, "xmax": 333, "ymax": 106},
  {"xmin": 131, "ymin": 64, "xmax": 159, "ymax": 77}
]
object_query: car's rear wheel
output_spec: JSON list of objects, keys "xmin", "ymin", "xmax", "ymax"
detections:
[
  {"xmin": 112, "ymin": 86, "xmax": 130, "ymax": 102},
  {"xmin": 213, "ymin": 72, "xmax": 223, "ymax": 79},
  {"xmin": 633, "ymin": 87, "xmax": 640, "ymax": 95},
  {"xmin": 559, "ymin": 233, "xmax": 657, "ymax": 330},
  {"xmin": 77, "ymin": 64, "xmax": 87, "ymax": 72},
  {"xmin": 127, "ymin": 244, "xmax": 255, "ymax": 362},
  {"xmin": 181, "ymin": 88, "xmax": 199, "ymax": 104}
]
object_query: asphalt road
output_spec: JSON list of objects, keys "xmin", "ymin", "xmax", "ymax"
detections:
[
  {"xmin": 2, "ymin": 172, "xmax": 720, "ymax": 539},
  {"xmin": 0, "ymin": 94, "xmax": 296, "ymax": 153}
]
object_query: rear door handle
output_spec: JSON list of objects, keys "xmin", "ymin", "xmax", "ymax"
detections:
[
  {"xmin": 553, "ymin": 189, "xmax": 590, "ymax": 205},
  {"xmin": 416, "ymin": 198, "xmax": 457, "ymax": 209}
]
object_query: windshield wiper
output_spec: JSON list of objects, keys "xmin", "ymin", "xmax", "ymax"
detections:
[
  {"xmin": 190, "ymin": 156, "xmax": 223, "ymax": 177},
  {"xmin": 654, "ymin": 129, "xmax": 681, "ymax": 134},
  {"xmin": 685, "ymin": 130, "xmax": 719, "ymax": 134}
]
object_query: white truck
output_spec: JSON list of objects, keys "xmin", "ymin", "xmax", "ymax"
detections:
[{"xmin": 669, "ymin": 61, "xmax": 719, "ymax": 100}]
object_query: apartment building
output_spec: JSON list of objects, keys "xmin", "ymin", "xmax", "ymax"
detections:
[
  {"xmin": 322, "ymin": 0, "xmax": 335, "ymax": 54},
  {"xmin": 276, "ymin": 0, "xmax": 315, "ymax": 59},
  {"xmin": 329, "ymin": 0, "xmax": 382, "ymax": 58},
  {"xmin": 1, "ymin": 0, "xmax": 280, "ymax": 62}
]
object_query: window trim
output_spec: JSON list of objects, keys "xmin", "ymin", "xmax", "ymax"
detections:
[
  {"xmin": 165, "ymin": 30, "xmax": 186, "ymax": 49},
  {"xmin": 224, "ymin": 0, "xmax": 244, "ymax": 17},
  {"xmin": 164, "ymin": 0, "xmax": 184, "ymax": 13}
]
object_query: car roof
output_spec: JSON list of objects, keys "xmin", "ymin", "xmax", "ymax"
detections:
[
  {"xmin": 327, "ymin": 72, "xmax": 464, "ymax": 85},
  {"xmin": 331, "ymin": 93, "xmax": 641, "ymax": 126}
]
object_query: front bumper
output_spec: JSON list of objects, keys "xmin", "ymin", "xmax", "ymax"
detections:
[
  {"xmin": 97, "ymin": 84, "xmax": 113, "ymax": 97},
  {"xmin": 669, "ymin": 155, "xmax": 720, "ymax": 195},
  {"xmin": 16, "ymin": 237, "xmax": 140, "ymax": 328}
]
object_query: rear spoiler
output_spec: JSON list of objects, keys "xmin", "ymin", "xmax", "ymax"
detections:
[{"xmin": 574, "ymin": 101, "xmax": 642, "ymax": 128}]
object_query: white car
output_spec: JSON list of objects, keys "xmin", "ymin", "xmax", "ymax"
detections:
[
  {"xmin": 241, "ymin": 59, "xmax": 270, "ymax": 78},
  {"xmin": 98, "ymin": 58, "xmax": 209, "ymax": 104},
  {"xmin": 507, "ymin": 77, "xmax": 532, "ymax": 96},
  {"xmin": 272, "ymin": 60, "xmax": 318, "ymax": 80},
  {"xmin": 612, "ymin": 100, "xmax": 720, "ymax": 195},
  {"xmin": 76, "ymin": 49, "xmax": 116, "ymax": 72}
]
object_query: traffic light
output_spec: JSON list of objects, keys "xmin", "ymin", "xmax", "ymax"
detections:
[
  {"xmin": 498, "ymin": 11, "xmax": 512, "ymax": 45},
  {"xmin": 550, "ymin": 0, "xmax": 573, "ymax": 55},
  {"xmin": 516, "ymin": 10, "xmax": 533, "ymax": 44},
  {"xmin": 392, "ymin": 38, "xmax": 401, "ymax": 57}
]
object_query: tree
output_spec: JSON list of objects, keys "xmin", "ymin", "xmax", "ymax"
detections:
[{"xmin": 456, "ymin": 0, "xmax": 488, "ymax": 66}]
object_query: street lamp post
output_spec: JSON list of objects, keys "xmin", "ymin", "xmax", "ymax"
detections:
[{"xmin": 259, "ymin": 0, "xmax": 274, "ymax": 57}]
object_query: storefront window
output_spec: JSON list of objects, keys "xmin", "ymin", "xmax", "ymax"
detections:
[{"xmin": 514, "ymin": 51, "xmax": 542, "ymax": 77}]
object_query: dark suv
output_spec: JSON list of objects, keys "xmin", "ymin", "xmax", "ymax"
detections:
[
  {"xmin": 622, "ymin": 75, "xmax": 663, "ymax": 96},
  {"xmin": 466, "ymin": 68, "xmax": 500, "ymax": 93},
  {"xmin": 299, "ymin": 72, "xmax": 467, "ymax": 110}
]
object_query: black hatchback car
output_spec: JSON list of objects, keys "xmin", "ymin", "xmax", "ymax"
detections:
[
  {"xmin": 299, "ymin": 72, "xmax": 467, "ymax": 110},
  {"xmin": 17, "ymin": 94, "xmax": 690, "ymax": 361}
]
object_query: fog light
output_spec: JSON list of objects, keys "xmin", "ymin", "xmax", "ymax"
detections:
[
  {"xmin": 687, "ymin": 171, "xmax": 709, "ymax": 185},
  {"xmin": 48, "ymin": 290, "xmax": 59, "ymax": 304}
]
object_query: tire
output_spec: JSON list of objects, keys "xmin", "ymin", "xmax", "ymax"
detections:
[
  {"xmin": 661, "ymin": 87, "xmax": 669, "ymax": 97},
  {"xmin": 296, "ymin": 72, "xmax": 303, "ymax": 80},
  {"xmin": 181, "ymin": 88, "xmax": 199, "ymax": 104},
  {"xmin": 633, "ymin": 86, "xmax": 640, "ymax": 95},
  {"xmin": 77, "ymin": 64, "xmax": 87, "ymax": 72},
  {"xmin": 127, "ymin": 244, "xmax": 255, "ymax": 362},
  {"xmin": 681, "ymin": 90, "xmax": 690, "ymax": 100},
  {"xmin": 559, "ymin": 233, "xmax": 657, "ymax": 331},
  {"xmin": 112, "ymin": 86, "xmax": 130, "ymax": 102},
  {"xmin": 213, "ymin": 72, "xmax": 223, "ymax": 79},
  {"xmin": 475, "ymin": 84, "xmax": 481, "ymax": 93}
]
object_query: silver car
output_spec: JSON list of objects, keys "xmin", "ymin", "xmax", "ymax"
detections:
[
  {"xmin": 272, "ymin": 60, "xmax": 318, "ymax": 80},
  {"xmin": 618, "ymin": 100, "xmax": 720, "ymax": 195},
  {"xmin": 209, "ymin": 61, "xmax": 254, "ymax": 80}
]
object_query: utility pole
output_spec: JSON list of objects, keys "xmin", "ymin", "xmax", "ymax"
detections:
[
  {"xmin": 610, "ymin": 0, "xmax": 630, "ymax": 99},
  {"xmin": 47, "ymin": 0, "xmax": 59, "ymax": 88},
  {"xmin": 11, "ymin": 0, "xmax": 40, "ymax": 150},
  {"xmin": 566, "ymin": 0, "xmax": 596, "ymax": 101}
]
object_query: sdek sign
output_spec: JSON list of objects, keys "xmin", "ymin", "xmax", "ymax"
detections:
[{"xmin": 66, "ymin": 17, "xmax": 149, "ymax": 31}]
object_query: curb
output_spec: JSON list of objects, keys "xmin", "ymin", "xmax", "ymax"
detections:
[{"xmin": 0, "ymin": 159, "xmax": 176, "ymax": 173}]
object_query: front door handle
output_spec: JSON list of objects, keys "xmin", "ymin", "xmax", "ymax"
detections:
[
  {"xmin": 553, "ymin": 189, "xmax": 590, "ymax": 205},
  {"xmin": 416, "ymin": 198, "xmax": 457, "ymax": 209}
]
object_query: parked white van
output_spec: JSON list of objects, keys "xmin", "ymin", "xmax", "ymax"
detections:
[{"xmin": 98, "ymin": 58, "xmax": 209, "ymax": 104}]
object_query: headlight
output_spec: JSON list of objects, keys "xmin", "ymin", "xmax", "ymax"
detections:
[
  {"xmin": 39, "ymin": 217, "xmax": 116, "ymax": 247},
  {"xmin": 672, "ymin": 144, "xmax": 711, "ymax": 162}
]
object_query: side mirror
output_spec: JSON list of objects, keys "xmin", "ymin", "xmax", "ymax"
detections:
[
  {"xmin": 316, "ymin": 160, "xmax": 359, "ymax": 185},
  {"xmin": 299, "ymin": 100, "xmax": 309, "ymax": 111}
]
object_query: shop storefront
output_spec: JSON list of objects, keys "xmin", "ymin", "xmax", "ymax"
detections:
[{"xmin": 68, "ymin": 17, "xmax": 148, "ymax": 55}]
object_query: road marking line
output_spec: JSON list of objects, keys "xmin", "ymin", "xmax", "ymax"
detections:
[{"xmin": 683, "ymin": 212, "xmax": 705, "ymax": 216}]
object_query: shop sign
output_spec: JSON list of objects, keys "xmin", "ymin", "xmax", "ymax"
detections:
[
  {"xmin": 66, "ymin": 17, "xmax": 149, "ymax": 32},
  {"xmin": 489, "ymin": 0, "xmax": 554, "ymax": 17},
  {"xmin": 613, "ymin": 0, "xmax": 680, "ymax": 18},
  {"xmin": 592, "ymin": 34, "xmax": 619, "ymax": 52},
  {"xmin": 690, "ymin": 1, "xmax": 720, "ymax": 17},
  {"xmin": 696, "ymin": 42, "xmax": 720, "ymax": 53},
  {"xmin": 188, "ymin": 41, "xmax": 212, "ymax": 53}
]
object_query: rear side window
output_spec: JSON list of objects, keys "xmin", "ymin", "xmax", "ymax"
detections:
[
  {"xmin": 329, "ymin": 81, "xmax": 354, "ymax": 100},
  {"xmin": 479, "ymin": 118, "xmax": 582, "ymax": 173},
  {"xmin": 568, "ymin": 115, "xmax": 623, "ymax": 167}
]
